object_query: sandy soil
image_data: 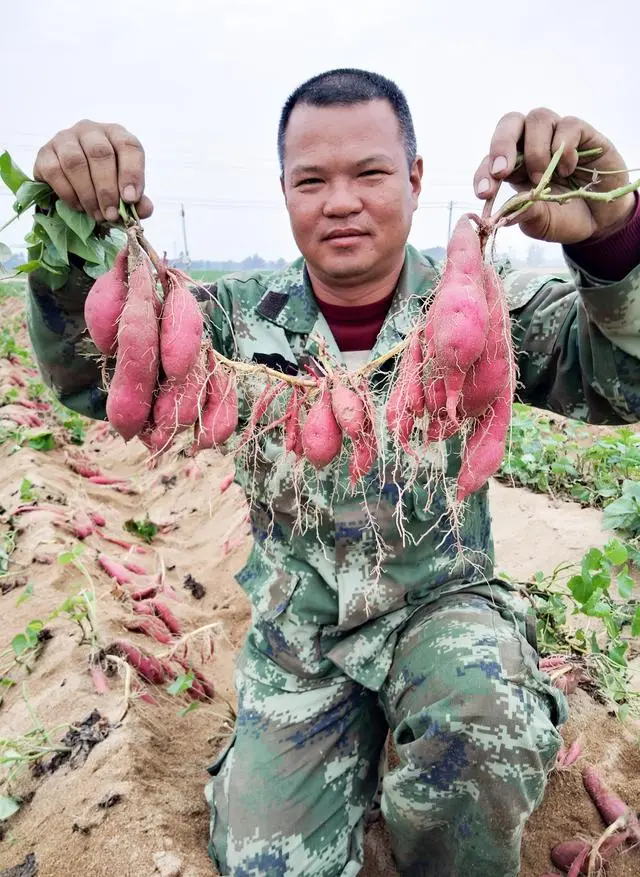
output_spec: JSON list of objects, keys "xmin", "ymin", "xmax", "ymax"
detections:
[{"xmin": 0, "ymin": 305, "xmax": 638, "ymax": 877}]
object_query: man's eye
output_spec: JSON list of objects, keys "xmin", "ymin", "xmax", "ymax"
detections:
[
  {"xmin": 297, "ymin": 178, "xmax": 322, "ymax": 186},
  {"xmin": 360, "ymin": 169, "xmax": 384, "ymax": 177}
]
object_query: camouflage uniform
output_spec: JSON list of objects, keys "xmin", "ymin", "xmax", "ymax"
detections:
[{"xmin": 26, "ymin": 245, "xmax": 640, "ymax": 876}]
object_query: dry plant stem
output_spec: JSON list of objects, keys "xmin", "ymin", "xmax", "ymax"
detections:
[
  {"xmin": 159, "ymin": 621, "xmax": 222, "ymax": 661},
  {"xmin": 587, "ymin": 815, "xmax": 630, "ymax": 877}
]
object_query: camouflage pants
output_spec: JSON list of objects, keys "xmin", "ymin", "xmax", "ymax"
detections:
[{"xmin": 205, "ymin": 591, "xmax": 567, "ymax": 876}]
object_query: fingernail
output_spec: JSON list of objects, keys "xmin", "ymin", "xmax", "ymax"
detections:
[
  {"xmin": 491, "ymin": 156, "xmax": 508, "ymax": 175},
  {"xmin": 123, "ymin": 185, "xmax": 137, "ymax": 202},
  {"xmin": 105, "ymin": 206, "xmax": 119, "ymax": 222},
  {"xmin": 476, "ymin": 178, "xmax": 490, "ymax": 195}
]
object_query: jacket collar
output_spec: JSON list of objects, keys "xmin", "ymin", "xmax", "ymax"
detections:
[{"xmin": 255, "ymin": 245, "xmax": 439, "ymax": 361}]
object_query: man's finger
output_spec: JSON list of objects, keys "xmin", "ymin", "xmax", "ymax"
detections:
[
  {"xmin": 487, "ymin": 111, "xmax": 526, "ymax": 180},
  {"xmin": 523, "ymin": 108, "xmax": 560, "ymax": 185},
  {"xmin": 34, "ymin": 146, "xmax": 82, "ymax": 210},
  {"xmin": 52, "ymin": 138, "xmax": 100, "ymax": 219},
  {"xmin": 473, "ymin": 156, "xmax": 498, "ymax": 199},
  {"xmin": 107, "ymin": 124, "xmax": 146, "ymax": 205},
  {"xmin": 135, "ymin": 194, "xmax": 154, "ymax": 219},
  {"xmin": 551, "ymin": 117, "xmax": 589, "ymax": 179},
  {"xmin": 79, "ymin": 130, "xmax": 119, "ymax": 222}
]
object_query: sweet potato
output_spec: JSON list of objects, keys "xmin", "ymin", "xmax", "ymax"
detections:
[
  {"xmin": 331, "ymin": 381, "xmax": 365, "ymax": 441},
  {"xmin": 191, "ymin": 361, "xmax": 238, "ymax": 451},
  {"xmin": 386, "ymin": 383, "xmax": 415, "ymax": 455},
  {"xmin": 459, "ymin": 265, "xmax": 513, "ymax": 419},
  {"xmin": 160, "ymin": 269, "xmax": 203, "ymax": 382},
  {"xmin": 301, "ymin": 381, "xmax": 343, "ymax": 468},
  {"xmin": 84, "ymin": 246, "xmax": 128, "ymax": 355},
  {"xmin": 349, "ymin": 433, "xmax": 377, "ymax": 484},
  {"xmin": 219, "ymin": 473, "xmax": 234, "ymax": 493},
  {"xmin": 456, "ymin": 392, "xmax": 511, "ymax": 501},
  {"xmin": 582, "ymin": 765, "xmax": 640, "ymax": 839},
  {"xmin": 123, "ymin": 616, "xmax": 173, "ymax": 645},
  {"xmin": 90, "ymin": 663, "xmax": 110, "ymax": 695},
  {"xmin": 109, "ymin": 639, "xmax": 167, "ymax": 684},
  {"xmin": 149, "ymin": 600, "xmax": 181, "ymax": 635},
  {"xmin": 424, "ymin": 216, "xmax": 489, "ymax": 420},
  {"xmin": 106, "ymin": 246, "xmax": 160, "ymax": 441},
  {"xmin": 284, "ymin": 387, "xmax": 304, "ymax": 458},
  {"xmin": 98, "ymin": 553, "xmax": 132, "ymax": 585}
]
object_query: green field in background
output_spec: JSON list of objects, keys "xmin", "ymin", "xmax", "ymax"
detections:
[{"xmin": 186, "ymin": 269, "xmax": 229, "ymax": 282}]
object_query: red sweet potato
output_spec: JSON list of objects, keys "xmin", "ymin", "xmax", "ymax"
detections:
[
  {"xmin": 459, "ymin": 265, "xmax": 514, "ymax": 419},
  {"xmin": 84, "ymin": 246, "xmax": 128, "ymax": 355},
  {"xmin": 160, "ymin": 269, "xmax": 204, "ymax": 382},
  {"xmin": 98, "ymin": 553, "xmax": 132, "ymax": 585},
  {"xmin": 192, "ymin": 362, "xmax": 239, "ymax": 451},
  {"xmin": 331, "ymin": 381, "xmax": 366, "ymax": 441},
  {"xmin": 301, "ymin": 381, "xmax": 343, "ymax": 468},
  {"xmin": 424, "ymin": 216, "xmax": 489, "ymax": 420},
  {"xmin": 582, "ymin": 765, "xmax": 640, "ymax": 839},
  {"xmin": 456, "ymin": 391, "xmax": 511, "ymax": 501},
  {"xmin": 109, "ymin": 639, "xmax": 167, "ymax": 684},
  {"xmin": 123, "ymin": 616, "xmax": 173, "ymax": 645},
  {"xmin": 106, "ymin": 247, "xmax": 160, "ymax": 441}
]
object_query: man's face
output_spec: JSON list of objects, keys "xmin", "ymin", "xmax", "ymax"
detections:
[{"xmin": 281, "ymin": 100, "xmax": 423, "ymax": 288}]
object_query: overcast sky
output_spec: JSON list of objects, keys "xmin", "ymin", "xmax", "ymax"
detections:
[{"xmin": 1, "ymin": 0, "xmax": 638, "ymax": 263}]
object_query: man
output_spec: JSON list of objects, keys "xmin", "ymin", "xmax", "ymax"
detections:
[{"xmin": 27, "ymin": 69, "xmax": 640, "ymax": 876}]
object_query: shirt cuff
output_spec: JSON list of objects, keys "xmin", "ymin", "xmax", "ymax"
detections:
[{"xmin": 563, "ymin": 191, "xmax": 640, "ymax": 282}]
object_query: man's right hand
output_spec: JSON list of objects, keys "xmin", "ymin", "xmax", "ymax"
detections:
[{"xmin": 34, "ymin": 120, "xmax": 153, "ymax": 223}]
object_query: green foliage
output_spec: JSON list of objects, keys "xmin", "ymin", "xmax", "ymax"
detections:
[
  {"xmin": 19, "ymin": 478, "xmax": 37, "ymax": 502},
  {"xmin": 526, "ymin": 537, "xmax": 640, "ymax": 715},
  {"xmin": 0, "ymin": 148, "xmax": 127, "ymax": 284},
  {"xmin": 124, "ymin": 515, "xmax": 158, "ymax": 544},
  {"xmin": 499, "ymin": 405, "xmax": 640, "ymax": 509},
  {"xmin": 602, "ymin": 480, "xmax": 640, "ymax": 539}
]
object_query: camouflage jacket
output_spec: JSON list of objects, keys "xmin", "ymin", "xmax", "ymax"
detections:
[{"xmin": 25, "ymin": 245, "xmax": 640, "ymax": 691}]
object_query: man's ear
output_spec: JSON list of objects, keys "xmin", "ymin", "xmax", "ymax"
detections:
[{"xmin": 410, "ymin": 156, "xmax": 423, "ymax": 208}]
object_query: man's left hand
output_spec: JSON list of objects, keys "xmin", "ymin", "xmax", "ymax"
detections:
[{"xmin": 473, "ymin": 108, "xmax": 635, "ymax": 244}]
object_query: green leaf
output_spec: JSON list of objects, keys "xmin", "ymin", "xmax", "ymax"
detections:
[
  {"xmin": 608, "ymin": 641, "xmax": 628, "ymax": 667},
  {"xmin": 11, "ymin": 632, "xmax": 28, "ymax": 656},
  {"xmin": 631, "ymin": 605, "xmax": 640, "ymax": 638},
  {"xmin": 32, "ymin": 265, "xmax": 69, "ymax": 290},
  {"xmin": 14, "ymin": 260, "xmax": 44, "ymax": 274},
  {"xmin": 0, "ymin": 151, "xmax": 29, "ymax": 194},
  {"xmin": 19, "ymin": 477, "xmax": 35, "ymax": 500},
  {"xmin": 83, "ymin": 260, "xmax": 108, "ymax": 280},
  {"xmin": 583, "ymin": 548, "xmax": 604, "ymax": 573},
  {"xmin": 13, "ymin": 180, "xmax": 52, "ymax": 213},
  {"xmin": 0, "ymin": 795, "xmax": 20, "ymax": 821},
  {"xmin": 34, "ymin": 214, "xmax": 68, "ymax": 264},
  {"xmin": 167, "ymin": 672, "xmax": 194, "ymax": 696},
  {"xmin": 568, "ymin": 573, "xmax": 595, "ymax": 604},
  {"xmin": 124, "ymin": 516, "xmax": 158, "ymax": 544},
  {"xmin": 616, "ymin": 570, "xmax": 635, "ymax": 601},
  {"xmin": 66, "ymin": 231, "xmax": 104, "ymax": 264},
  {"xmin": 43, "ymin": 241, "xmax": 69, "ymax": 269},
  {"xmin": 604, "ymin": 539, "xmax": 628, "ymax": 566},
  {"xmin": 15, "ymin": 582, "xmax": 34, "ymax": 606},
  {"xmin": 57, "ymin": 551, "xmax": 74, "ymax": 566},
  {"xmin": 27, "ymin": 431, "xmax": 55, "ymax": 451},
  {"xmin": 55, "ymin": 200, "xmax": 95, "ymax": 243}
]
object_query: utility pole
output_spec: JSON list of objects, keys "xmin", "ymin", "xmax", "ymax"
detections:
[
  {"xmin": 447, "ymin": 200, "xmax": 454, "ymax": 242},
  {"xmin": 180, "ymin": 203, "xmax": 190, "ymax": 266}
]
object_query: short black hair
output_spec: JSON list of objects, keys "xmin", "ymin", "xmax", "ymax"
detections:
[{"xmin": 277, "ymin": 68, "xmax": 417, "ymax": 173}]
